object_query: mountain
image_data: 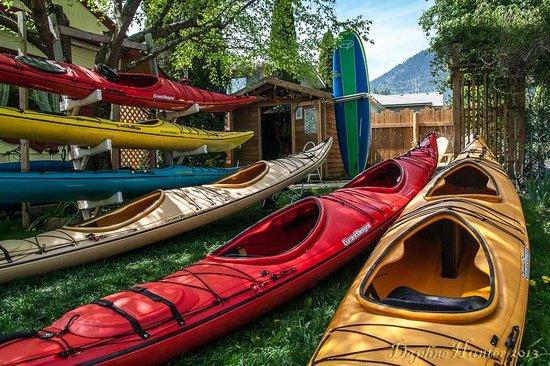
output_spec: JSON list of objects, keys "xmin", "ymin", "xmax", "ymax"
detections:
[{"xmin": 370, "ymin": 50, "xmax": 447, "ymax": 95}]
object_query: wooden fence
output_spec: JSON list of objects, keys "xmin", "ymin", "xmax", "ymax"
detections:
[
  {"xmin": 451, "ymin": 67, "xmax": 526, "ymax": 177},
  {"xmin": 367, "ymin": 107, "xmax": 454, "ymax": 164}
]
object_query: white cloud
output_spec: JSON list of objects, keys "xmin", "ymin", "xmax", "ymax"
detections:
[{"xmin": 336, "ymin": 0, "xmax": 434, "ymax": 79}]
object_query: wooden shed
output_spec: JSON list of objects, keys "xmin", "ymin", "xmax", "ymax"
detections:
[{"xmin": 227, "ymin": 77, "xmax": 345, "ymax": 179}]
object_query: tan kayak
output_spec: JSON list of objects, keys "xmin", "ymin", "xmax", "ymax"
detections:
[
  {"xmin": 310, "ymin": 136, "xmax": 530, "ymax": 366},
  {"xmin": 0, "ymin": 138, "xmax": 332, "ymax": 283}
]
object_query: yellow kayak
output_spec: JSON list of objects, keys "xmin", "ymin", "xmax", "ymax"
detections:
[
  {"xmin": 0, "ymin": 107, "xmax": 253, "ymax": 152},
  {"xmin": 310, "ymin": 136, "xmax": 530, "ymax": 366}
]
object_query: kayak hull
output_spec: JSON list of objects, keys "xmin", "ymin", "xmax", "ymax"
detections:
[
  {"xmin": 0, "ymin": 135, "xmax": 438, "ymax": 365},
  {"xmin": 0, "ymin": 53, "xmax": 256, "ymax": 112},
  {"xmin": 0, "ymin": 165, "xmax": 239, "ymax": 202},
  {"xmin": 0, "ymin": 160, "xmax": 72, "ymax": 172},
  {"xmin": 0, "ymin": 107, "xmax": 254, "ymax": 152},
  {"xmin": 309, "ymin": 137, "xmax": 529, "ymax": 366},
  {"xmin": 0, "ymin": 139, "xmax": 333, "ymax": 282}
]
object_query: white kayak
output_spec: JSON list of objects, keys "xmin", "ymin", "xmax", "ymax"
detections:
[{"xmin": 0, "ymin": 138, "xmax": 332, "ymax": 282}]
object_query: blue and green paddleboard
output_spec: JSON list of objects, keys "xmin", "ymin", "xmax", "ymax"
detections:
[{"xmin": 332, "ymin": 29, "xmax": 371, "ymax": 177}]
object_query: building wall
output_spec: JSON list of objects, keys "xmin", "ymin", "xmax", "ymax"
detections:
[
  {"xmin": 324, "ymin": 104, "xmax": 345, "ymax": 178},
  {"xmin": 229, "ymin": 101, "xmax": 346, "ymax": 179},
  {"xmin": 230, "ymin": 106, "xmax": 261, "ymax": 165}
]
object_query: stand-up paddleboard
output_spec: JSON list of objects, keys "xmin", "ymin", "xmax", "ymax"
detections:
[{"xmin": 333, "ymin": 29, "xmax": 371, "ymax": 177}]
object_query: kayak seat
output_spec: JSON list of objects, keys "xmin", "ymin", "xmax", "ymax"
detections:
[
  {"xmin": 346, "ymin": 160, "xmax": 402, "ymax": 189},
  {"xmin": 381, "ymin": 286, "xmax": 486, "ymax": 312},
  {"xmin": 428, "ymin": 164, "xmax": 498, "ymax": 197},
  {"xmin": 218, "ymin": 198, "xmax": 320, "ymax": 259}
]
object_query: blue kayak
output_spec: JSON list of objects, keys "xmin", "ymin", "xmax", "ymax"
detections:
[
  {"xmin": 0, "ymin": 164, "xmax": 239, "ymax": 203},
  {"xmin": 0, "ymin": 160, "xmax": 73, "ymax": 172}
]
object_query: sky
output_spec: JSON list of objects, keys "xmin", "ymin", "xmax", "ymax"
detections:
[{"xmin": 335, "ymin": 0, "xmax": 435, "ymax": 80}]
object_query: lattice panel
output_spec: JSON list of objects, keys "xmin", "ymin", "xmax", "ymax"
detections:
[{"xmin": 119, "ymin": 106, "xmax": 156, "ymax": 170}]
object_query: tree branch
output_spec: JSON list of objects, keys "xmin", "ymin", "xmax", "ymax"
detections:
[
  {"xmin": 122, "ymin": 0, "xmax": 258, "ymax": 71},
  {"xmin": 104, "ymin": 0, "xmax": 142, "ymax": 67},
  {"xmin": 127, "ymin": 17, "xmax": 198, "ymax": 43}
]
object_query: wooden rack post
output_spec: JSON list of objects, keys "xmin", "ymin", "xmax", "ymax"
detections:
[
  {"xmin": 145, "ymin": 33, "xmax": 173, "ymax": 166},
  {"xmin": 17, "ymin": 11, "xmax": 30, "ymax": 228}
]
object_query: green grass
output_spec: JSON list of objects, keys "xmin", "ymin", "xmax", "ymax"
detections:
[{"xmin": 0, "ymin": 187, "xmax": 548, "ymax": 365}]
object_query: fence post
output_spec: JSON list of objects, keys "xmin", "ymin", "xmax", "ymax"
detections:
[{"xmin": 412, "ymin": 111, "xmax": 419, "ymax": 146}]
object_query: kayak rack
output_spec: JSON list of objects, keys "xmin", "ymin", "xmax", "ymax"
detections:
[
  {"xmin": 69, "ymin": 139, "xmax": 113, "ymax": 170},
  {"xmin": 68, "ymin": 138, "xmax": 122, "ymax": 218},
  {"xmin": 77, "ymin": 192, "xmax": 123, "ymax": 220},
  {"xmin": 332, "ymin": 92, "xmax": 370, "ymax": 104},
  {"xmin": 60, "ymin": 89, "xmax": 103, "ymax": 115},
  {"xmin": 164, "ymin": 103, "xmax": 200, "ymax": 120},
  {"xmin": 173, "ymin": 144, "xmax": 208, "ymax": 164}
]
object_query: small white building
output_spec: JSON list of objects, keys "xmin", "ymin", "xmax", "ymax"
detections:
[{"xmin": 371, "ymin": 92, "xmax": 445, "ymax": 112}]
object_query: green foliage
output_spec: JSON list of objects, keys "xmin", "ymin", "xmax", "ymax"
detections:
[
  {"xmin": 268, "ymin": 0, "xmax": 300, "ymax": 82},
  {"xmin": 420, "ymin": 0, "xmax": 550, "ymax": 180},
  {"xmin": 420, "ymin": 0, "xmax": 550, "ymax": 85},
  {"xmin": 525, "ymin": 86, "xmax": 550, "ymax": 179},
  {"xmin": 141, "ymin": 0, "xmax": 370, "ymax": 84},
  {"xmin": 318, "ymin": 31, "xmax": 334, "ymax": 90}
]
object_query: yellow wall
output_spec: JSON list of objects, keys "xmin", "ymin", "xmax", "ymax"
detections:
[{"xmin": 1, "ymin": 0, "xmax": 108, "ymax": 67}]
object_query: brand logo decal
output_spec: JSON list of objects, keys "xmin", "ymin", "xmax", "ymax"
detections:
[
  {"xmin": 342, "ymin": 223, "xmax": 371, "ymax": 246},
  {"xmin": 339, "ymin": 39, "xmax": 354, "ymax": 50},
  {"xmin": 522, "ymin": 247, "xmax": 530, "ymax": 279},
  {"xmin": 153, "ymin": 94, "xmax": 175, "ymax": 101}
]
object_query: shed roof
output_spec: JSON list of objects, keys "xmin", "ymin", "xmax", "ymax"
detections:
[
  {"xmin": 371, "ymin": 92, "xmax": 444, "ymax": 108},
  {"xmin": 234, "ymin": 76, "xmax": 333, "ymax": 101}
]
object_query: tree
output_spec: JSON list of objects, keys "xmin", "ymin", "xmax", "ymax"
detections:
[
  {"xmin": 420, "ymin": 0, "xmax": 550, "ymax": 85},
  {"xmin": 0, "ymin": 0, "xmax": 370, "ymax": 82},
  {"xmin": 420, "ymin": 0, "xmax": 550, "ymax": 179},
  {"xmin": 268, "ymin": 0, "xmax": 299, "ymax": 81},
  {"xmin": 318, "ymin": 31, "xmax": 334, "ymax": 90}
]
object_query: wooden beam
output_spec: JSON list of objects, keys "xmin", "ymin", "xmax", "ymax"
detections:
[
  {"xmin": 291, "ymin": 102, "xmax": 296, "ymax": 154},
  {"xmin": 58, "ymin": 25, "xmax": 148, "ymax": 51},
  {"xmin": 17, "ymin": 10, "xmax": 30, "ymax": 229},
  {"xmin": 257, "ymin": 107, "xmax": 262, "ymax": 160},
  {"xmin": 47, "ymin": 12, "xmax": 65, "ymax": 61}
]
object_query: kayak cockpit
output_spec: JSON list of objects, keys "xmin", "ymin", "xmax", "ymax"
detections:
[
  {"xmin": 117, "ymin": 73, "xmax": 159, "ymax": 88},
  {"xmin": 210, "ymin": 162, "xmax": 269, "ymax": 189},
  {"xmin": 211, "ymin": 198, "xmax": 322, "ymax": 263},
  {"xmin": 359, "ymin": 216, "xmax": 496, "ymax": 320},
  {"xmin": 346, "ymin": 160, "xmax": 403, "ymax": 190},
  {"xmin": 426, "ymin": 163, "xmax": 500, "ymax": 201},
  {"xmin": 72, "ymin": 191, "xmax": 164, "ymax": 231}
]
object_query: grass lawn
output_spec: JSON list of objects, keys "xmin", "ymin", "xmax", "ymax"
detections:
[{"xmin": 0, "ymin": 188, "xmax": 548, "ymax": 365}]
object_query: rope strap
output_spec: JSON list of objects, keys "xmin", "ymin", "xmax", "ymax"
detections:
[
  {"xmin": 127, "ymin": 286, "xmax": 185, "ymax": 327},
  {"xmin": 92, "ymin": 299, "xmax": 150, "ymax": 339},
  {"xmin": 0, "ymin": 244, "xmax": 12, "ymax": 263}
]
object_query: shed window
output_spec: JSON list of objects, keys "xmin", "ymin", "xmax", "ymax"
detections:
[{"xmin": 304, "ymin": 107, "xmax": 317, "ymax": 134}]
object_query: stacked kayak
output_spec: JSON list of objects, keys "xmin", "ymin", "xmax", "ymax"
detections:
[
  {"xmin": 0, "ymin": 138, "xmax": 333, "ymax": 282},
  {"xmin": 332, "ymin": 29, "xmax": 371, "ymax": 177},
  {"xmin": 0, "ymin": 160, "xmax": 72, "ymax": 172},
  {"xmin": 310, "ymin": 137, "xmax": 529, "ymax": 366},
  {"xmin": 0, "ymin": 138, "xmax": 64, "ymax": 164},
  {"xmin": 0, "ymin": 134, "xmax": 438, "ymax": 365},
  {"xmin": 0, "ymin": 107, "xmax": 254, "ymax": 152},
  {"xmin": 0, "ymin": 165, "xmax": 239, "ymax": 203},
  {"xmin": 0, "ymin": 54, "xmax": 257, "ymax": 111}
]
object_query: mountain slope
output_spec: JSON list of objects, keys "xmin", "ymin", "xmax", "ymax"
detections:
[{"xmin": 370, "ymin": 50, "xmax": 446, "ymax": 94}]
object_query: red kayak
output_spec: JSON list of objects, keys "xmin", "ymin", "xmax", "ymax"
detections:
[
  {"xmin": 0, "ymin": 54, "xmax": 256, "ymax": 112},
  {"xmin": 0, "ymin": 135, "xmax": 438, "ymax": 366}
]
